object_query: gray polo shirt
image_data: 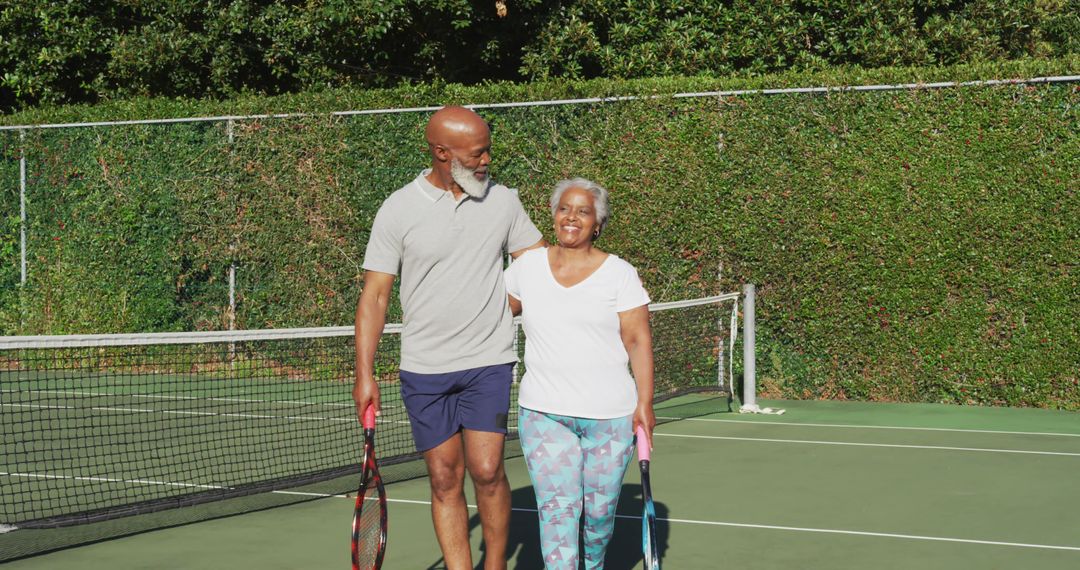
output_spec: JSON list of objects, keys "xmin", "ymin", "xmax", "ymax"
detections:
[{"xmin": 362, "ymin": 170, "xmax": 543, "ymax": 373}]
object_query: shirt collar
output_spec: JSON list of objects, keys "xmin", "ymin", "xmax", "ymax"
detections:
[{"xmin": 414, "ymin": 169, "xmax": 472, "ymax": 204}]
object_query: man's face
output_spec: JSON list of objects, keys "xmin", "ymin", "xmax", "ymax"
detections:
[
  {"xmin": 447, "ymin": 135, "xmax": 492, "ymax": 198},
  {"xmin": 450, "ymin": 157, "xmax": 490, "ymax": 199}
]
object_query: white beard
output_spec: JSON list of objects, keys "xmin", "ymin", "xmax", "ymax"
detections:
[{"xmin": 450, "ymin": 158, "xmax": 490, "ymax": 199}]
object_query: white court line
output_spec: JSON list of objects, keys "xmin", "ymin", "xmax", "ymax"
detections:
[
  {"xmin": 2, "ymin": 402, "xmax": 356, "ymax": 422},
  {"xmin": 2, "ymin": 388, "xmax": 412, "ymax": 422},
  {"xmin": 664, "ymin": 416, "xmax": 1080, "ymax": 438},
  {"xmin": 657, "ymin": 433, "xmax": 1080, "ymax": 457},
  {"xmin": 2, "ymin": 402, "xmax": 416, "ymax": 429},
  {"xmin": 2, "ymin": 402, "xmax": 416, "ymax": 427},
  {"xmin": 652, "ymin": 516, "xmax": 1080, "ymax": 553},
  {"xmin": 274, "ymin": 492, "xmax": 1080, "ymax": 553},
  {"xmin": 1, "ymin": 388, "xmax": 355, "ymax": 408},
  {"xmin": 4, "ymin": 401, "xmax": 416, "ymax": 424},
  {"xmin": 1, "ymin": 472, "xmax": 227, "ymax": 490},
  {"xmin": 273, "ymin": 490, "xmax": 352, "ymax": 499},
  {"xmin": 3, "ymin": 403, "xmax": 74, "ymax": 410}
]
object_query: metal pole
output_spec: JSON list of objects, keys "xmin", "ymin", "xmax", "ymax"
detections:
[
  {"xmin": 226, "ymin": 119, "xmax": 237, "ymax": 332},
  {"xmin": 742, "ymin": 283, "xmax": 756, "ymax": 409},
  {"xmin": 1, "ymin": 75, "xmax": 1076, "ymax": 133},
  {"xmin": 228, "ymin": 263, "xmax": 236, "ymax": 330},
  {"xmin": 19, "ymin": 130, "xmax": 27, "ymax": 285},
  {"xmin": 226, "ymin": 119, "xmax": 237, "ymax": 363},
  {"xmin": 717, "ymin": 263, "xmax": 724, "ymax": 390}
]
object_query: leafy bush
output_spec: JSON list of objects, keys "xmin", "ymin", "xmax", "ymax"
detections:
[{"xmin": 2, "ymin": 0, "xmax": 1076, "ymax": 111}]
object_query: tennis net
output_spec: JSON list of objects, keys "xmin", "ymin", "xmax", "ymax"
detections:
[{"xmin": 0, "ymin": 293, "xmax": 743, "ymax": 530}]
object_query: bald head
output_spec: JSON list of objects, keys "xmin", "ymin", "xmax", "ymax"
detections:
[
  {"xmin": 425, "ymin": 106, "xmax": 490, "ymax": 150},
  {"xmin": 423, "ymin": 106, "xmax": 494, "ymax": 197}
]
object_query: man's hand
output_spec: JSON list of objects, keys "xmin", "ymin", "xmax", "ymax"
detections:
[{"xmin": 352, "ymin": 376, "xmax": 381, "ymax": 422}]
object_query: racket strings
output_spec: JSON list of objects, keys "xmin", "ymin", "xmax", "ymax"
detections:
[
  {"xmin": 640, "ymin": 463, "xmax": 660, "ymax": 569},
  {"xmin": 353, "ymin": 477, "xmax": 386, "ymax": 569}
]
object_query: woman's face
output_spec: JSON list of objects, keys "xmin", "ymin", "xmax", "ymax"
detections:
[{"xmin": 553, "ymin": 186, "xmax": 598, "ymax": 248}]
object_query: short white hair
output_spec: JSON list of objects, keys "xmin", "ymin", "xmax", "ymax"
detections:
[{"xmin": 550, "ymin": 178, "xmax": 610, "ymax": 240}]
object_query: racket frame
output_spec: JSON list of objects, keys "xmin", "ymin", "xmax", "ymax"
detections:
[
  {"xmin": 351, "ymin": 406, "xmax": 388, "ymax": 570},
  {"xmin": 636, "ymin": 426, "xmax": 660, "ymax": 570}
]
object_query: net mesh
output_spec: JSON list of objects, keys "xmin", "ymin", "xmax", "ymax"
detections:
[
  {"xmin": 0, "ymin": 294, "xmax": 740, "ymax": 535},
  {"xmin": 1, "ymin": 330, "xmax": 375, "ymax": 527}
]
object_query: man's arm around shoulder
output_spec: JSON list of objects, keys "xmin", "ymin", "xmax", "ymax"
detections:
[{"xmin": 510, "ymin": 239, "xmax": 546, "ymax": 259}]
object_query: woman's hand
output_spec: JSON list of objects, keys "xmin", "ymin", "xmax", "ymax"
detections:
[{"xmin": 633, "ymin": 401, "xmax": 656, "ymax": 450}]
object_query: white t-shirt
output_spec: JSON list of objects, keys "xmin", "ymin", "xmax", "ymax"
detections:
[{"xmin": 504, "ymin": 248, "xmax": 651, "ymax": 418}]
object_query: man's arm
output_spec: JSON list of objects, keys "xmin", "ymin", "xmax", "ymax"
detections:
[
  {"xmin": 509, "ymin": 239, "xmax": 546, "ymax": 259},
  {"xmin": 507, "ymin": 294, "xmax": 522, "ymax": 316},
  {"xmin": 353, "ymin": 270, "xmax": 395, "ymax": 421},
  {"xmin": 619, "ymin": 305, "xmax": 656, "ymax": 448}
]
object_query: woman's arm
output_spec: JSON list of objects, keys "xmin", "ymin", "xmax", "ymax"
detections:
[
  {"xmin": 508, "ymin": 294, "xmax": 522, "ymax": 317},
  {"xmin": 619, "ymin": 304, "xmax": 656, "ymax": 448}
]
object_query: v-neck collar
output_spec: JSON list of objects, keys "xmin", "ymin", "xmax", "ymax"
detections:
[{"xmin": 545, "ymin": 248, "xmax": 612, "ymax": 289}]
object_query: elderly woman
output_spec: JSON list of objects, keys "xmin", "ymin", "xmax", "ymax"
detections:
[{"xmin": 504, "ymin": 177, "xmax": 656, "ymax": 569}]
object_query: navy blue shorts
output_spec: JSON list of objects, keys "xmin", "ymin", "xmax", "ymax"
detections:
[{"xmin": 399, "ymin": 363, "xmax": 514, "ymax": 452}]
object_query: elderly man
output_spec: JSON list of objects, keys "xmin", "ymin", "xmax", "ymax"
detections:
[{"xmin": 353, "ymin": 106, "xmax": 544, "ymax": 569}]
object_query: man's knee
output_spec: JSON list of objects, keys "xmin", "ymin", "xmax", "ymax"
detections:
[
  {"xmin": 429, "ymin": 470, "xmax": 465, "ymax": 502},
  {"xmin": 426, "ymin": 453, "xmax": 466, "ymax": 500},
  {"xmin": 468, "ymin": 456, "xmax": 506, "ymax": 489},
  {"xmin": 463, "ymin": 431, "xmax": 508, "ymax": 489}
]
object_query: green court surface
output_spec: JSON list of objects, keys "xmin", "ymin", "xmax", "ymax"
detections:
[{"xmin": 3, "ymin": 396, "xmax": 1078, "ymax": 569}]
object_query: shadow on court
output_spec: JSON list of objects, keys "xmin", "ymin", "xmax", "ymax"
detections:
[{"xmin": 428, "ymin": 484, "xmax": 669, "ymax": 570}]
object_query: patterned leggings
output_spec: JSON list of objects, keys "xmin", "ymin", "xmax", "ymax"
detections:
[{"xmin": 519, "ymin": 407, "xmax": 635, "ymax": 570}]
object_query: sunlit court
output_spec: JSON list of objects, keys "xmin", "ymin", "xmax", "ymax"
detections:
[{"xmin": 2, "ymin": 7, "xmax": 1077, "ymax": 567}]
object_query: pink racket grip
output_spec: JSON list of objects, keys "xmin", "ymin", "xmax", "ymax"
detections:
[
  {"xmin": 635, "ymin": 426, "xmax": 651, "ymax": 461},
  {"xmin": 362, "ymin": 404, "xmax": 377, "ymax": 429}
]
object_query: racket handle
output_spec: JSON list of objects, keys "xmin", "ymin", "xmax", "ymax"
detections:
[
  {"xmin": 635, "ymin": 426, "xmax": 650, "ymax": 461},
  {"xmin": 362, "ymin": 404, "xmax": 376, "ymax": 430}
]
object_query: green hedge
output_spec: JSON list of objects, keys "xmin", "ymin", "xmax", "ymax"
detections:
[
  {"xmin": 0, "ymin": 135, "xmax": 18, "ymax": 328},
  {"xmin": 1, "ymin": 59, "xmax": 1077, "ymax": 408}
]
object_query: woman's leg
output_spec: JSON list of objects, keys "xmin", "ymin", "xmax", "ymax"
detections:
[
  {"xmin": 579, "ymin": 415, "xmax": 634, "ymax": 569},
  {"xmin": 519, "ymin": 407, "xmax": 584, "ymax": 570}
]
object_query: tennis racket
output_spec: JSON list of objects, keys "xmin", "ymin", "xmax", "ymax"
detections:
[
  {"xmin": 636, "ymin": 426, "xmax": 660, "ymax": 569},
  {"xmin": 351, "ymin": 404, "xmax": 387, "ymax": 570}
]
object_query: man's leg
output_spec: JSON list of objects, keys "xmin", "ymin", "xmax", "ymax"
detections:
[
  {"xmin": 464, "ymin": 429, "xmax": 511, "ymax": 570},
  {"xmin": 424, "ymin": 434, "xmax": 472, "ymax": 570}
]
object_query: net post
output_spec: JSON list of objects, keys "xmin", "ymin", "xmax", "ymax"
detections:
[
  {"xmin": 227, "ymin": 257, "xmax": 237, "ymax": 361},
  {"xmin": 717, "ymin": 263, "xmax": 724, "ymax": 391},
  {"xmin": 228, "ymin": 260, "xmax": 236, "ymax": 331},
  {"xmin": 742, "ymin": 283, "xmax": 756, "ymax": 409}
]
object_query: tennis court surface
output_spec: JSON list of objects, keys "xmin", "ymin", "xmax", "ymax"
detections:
[{"xmin": 3, "ymin": 394, "xmax": 1077, "ymax": 569}]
